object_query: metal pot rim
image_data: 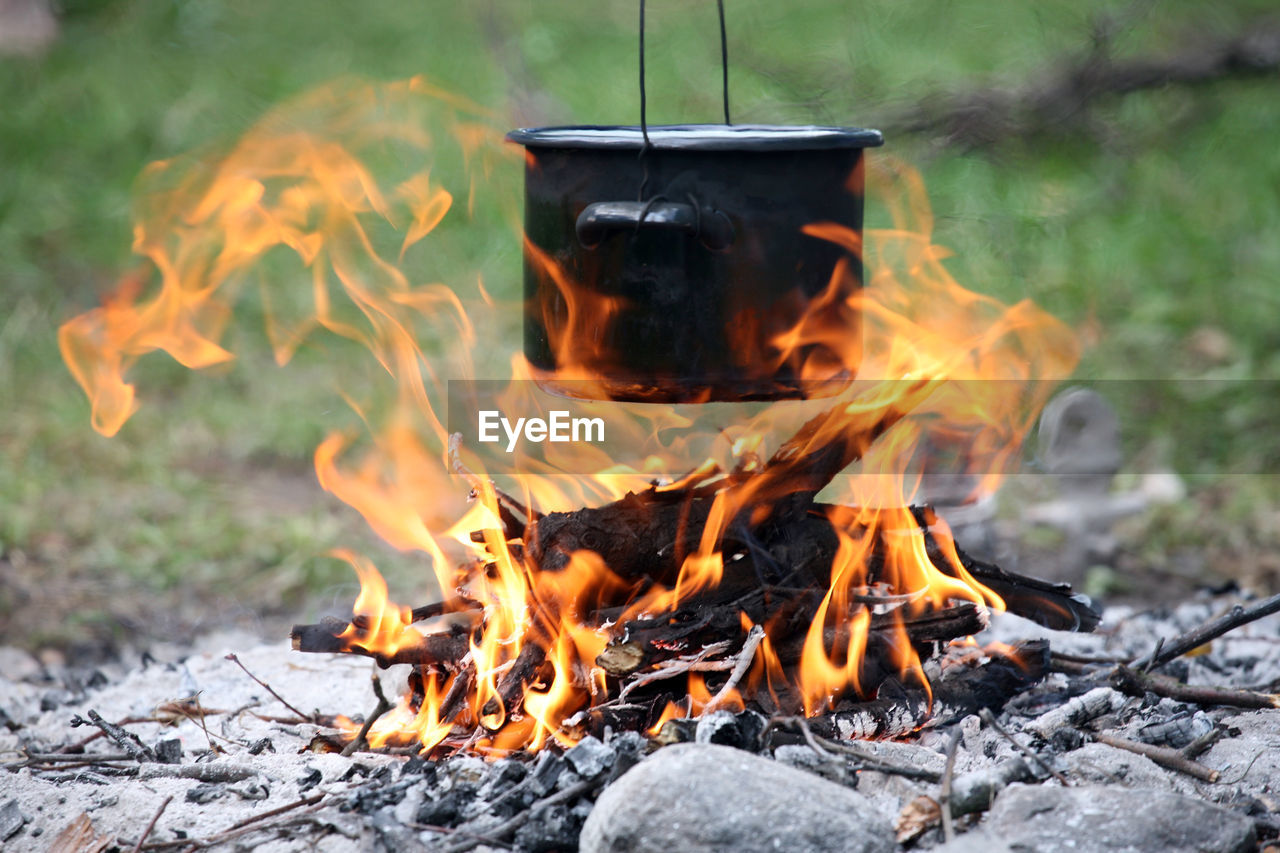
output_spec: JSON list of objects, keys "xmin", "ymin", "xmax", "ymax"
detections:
[{"xmin": 506, "ymin": 123, "xmax": 883, "ymax": 152}]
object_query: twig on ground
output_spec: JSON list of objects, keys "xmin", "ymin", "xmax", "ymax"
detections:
[
  {"xmin": 979, "ymin": 708, "xmax": 1070, "ymax": 786},
  {"xmin": 135, "ymin": 763, "xmax": 258, "ymax": 783},
  {"xmin": 135, "ymin": 802, "xmax": 328, "ymax": 850},
  {"xmin": 131, "ymin": 795, "xmax": 172, "ymax": 853},
  {"xmin": 1219, "ymin": 748, "xmax": 1266, "ymax": 785},
  {"xmin": 1130, "ymin": 593, "xmax": 1280, "ymax": 671},
  {"xmin": 411, "ymin": 823, "xmax": 512, "ymax": 849},
  {"xmin": 939, "ymin": 728, "xmax": 962, "ymax": 844},
  {"xmin": 225, "ymin": 653, "xmax": 314, "ymax": 721},
  {"xmin": 342, "ymin": 668, "xmax": 395, "ymax": 757},
  {"xmin": 189, "ymin": 695, "xmax": 224, "ymax": 755},
  {"xmin": 224, "ymin": 793, "xmax": 325, "ymax": 831},
  {"xmin": 1093, "ymin": 733, "xmax": 1220, "ymax": 783},
  {"xmin": 19, "ymin": 751, "xmax": 133, "ymax": 764},
  {"xmin": 1181, "ymin": 727, "xmax": 1225, "ymax": 760},
  {"xmin": 73, "ymin": 710, "xmax": 155, "ymax": 762},
  {"xmin": 775, "ymin": 716, "xmax": 943, "ymax": 782},
  {"xmin": 1111, "ymin": 665, "xmax": 1280, "ymax": 710}
]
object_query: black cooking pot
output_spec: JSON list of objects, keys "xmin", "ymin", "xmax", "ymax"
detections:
[{"xmin": 507, "ymin": 123, "xmax": 883, "ymax": 402}]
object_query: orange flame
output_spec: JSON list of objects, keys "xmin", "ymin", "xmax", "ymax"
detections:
[{"xmin": 60, "ymin": 77, "xmax": 1077, "ymax": 753}]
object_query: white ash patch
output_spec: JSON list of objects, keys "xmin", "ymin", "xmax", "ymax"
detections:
[
  {"xmin": 0, "ymin": 633, "xmax": 400, "ymax": 850},
  {"xmin": 0, "ymin": 593, "xmax": 1278, "ymax": 851}
]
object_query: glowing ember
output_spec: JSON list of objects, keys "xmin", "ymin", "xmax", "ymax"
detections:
[{"xmin": 60, "ymin": 76, "xmax": 1081, "ymax": 756}]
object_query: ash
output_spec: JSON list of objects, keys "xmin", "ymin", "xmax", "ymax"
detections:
[{"xmin": 2, "ymin": 591, "xmax": 1278, "ymax": 853}]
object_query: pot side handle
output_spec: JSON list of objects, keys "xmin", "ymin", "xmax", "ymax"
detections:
[{"xmin": 576, "ymin": 200, "xmax": 735, "ymax": 252}]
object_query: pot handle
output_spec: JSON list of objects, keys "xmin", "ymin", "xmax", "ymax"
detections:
[{"xmin": 576, "ymin": 200, "xmax": 735, "ymax": 251}]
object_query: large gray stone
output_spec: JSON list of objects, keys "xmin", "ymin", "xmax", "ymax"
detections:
[
  {"xmin": 986, "ymin": 784, "xmax": 1256, "ymax": 853},
  {"xmin": 579, "ymin": 743, "xmax": 895, "ymax": 853}
]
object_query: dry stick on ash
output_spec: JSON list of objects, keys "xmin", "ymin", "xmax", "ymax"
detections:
[
  {"xmin": 1092, "ymin": 733, "xmax": 1220, "ymax": 783},
  {"xmin": 1129, "ymin": 592, "xmax": 1280, "ymax": 671},
  {"xmin": 130, "ymin": 795, "xmax": 172, "ymax": 853},
  {"xmin": 978, "ymin": 708, "xmax": 1069, "ymax": 786},
  {"xmin": 938, "ymin": 728, "xmax": 962, "ymax": 844},
  {"xmin": 222, "ymin": 793, "xmax": 325, "ymax": 833},
  {"xmin": 783, "ymin": 717, "xmax": 943, "ymax": 782},
  {"xmin": 132, "ymin": 801, "xmax": 329, "ymax": 851},
  {"xmin": 72, "ymin": 710, "xmax": 156, "ymax": 762},
  {"xmin": 1181, "ymin": 727, "xmax": 1226, "ymax": 760},
  {"xmin": 1110, "ymin": 664, "xmax": 1280, "ymax": 710},
  {"xmin": 342, "ymin": 668, "xmax": 395, "ymax": 756},
  {"xmin": 19, "ymin": 751, "xmax": 133, "ymax": 765},
  {"xmin": 224, "ymin": 653, "xmax": 314, "ymax": 721}
]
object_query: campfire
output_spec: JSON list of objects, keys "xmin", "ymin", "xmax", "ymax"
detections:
[
  {"xmin": 14, "ymin": 9, "xmax": 1279, "ymax": 850},
  {"xmin": 56, "ymin": 73, "xmax": 1099, "ymax": 759}
]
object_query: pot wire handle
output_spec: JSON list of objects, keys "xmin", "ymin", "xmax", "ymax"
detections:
[{"xmin": 637, "ymin": 0, "xmax": 732, "ymax": 199}]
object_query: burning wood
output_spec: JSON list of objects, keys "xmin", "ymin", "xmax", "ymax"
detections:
[{"xmin": 291, "ymin": 395, "xmax": 1098, "ymax": 751}]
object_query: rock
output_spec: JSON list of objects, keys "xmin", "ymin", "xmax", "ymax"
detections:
[
  {"xmin": 985, "ymin": 784, "xmax": 1256, "ymax": 853},
  {"xmin": 1, "ymin": 798, "xmax": 25, "ymax": 841},
  {"xmin": 772, "ymin": 744, "xmax": 856, "ymax": 787},
  {"xmin": 514, "ymin": 803, "xmax": 580, "ymax": 853},
  {"xmin": 580, "ymin": 743, "xmax": 896, "ymax": 853},
  {"xmin": 154, "ymin": 738, "xmax": 183, "ymax": 764},
  {"xmin": 527, "ymin": 753, "xmax": 566, "ymax": 796},
  {"xmin": 694, "ymin": 709, "xmax": 768, "ymax": 751},
  {"xmin": 0, "ymin": 647, "xmax": 41, "ymax": 682},
  {"xmin": 1058, "ymin": 743, "xmax": 1195, "ymax": 795},
  {"xmin": 1202, "ymin": 711, "xmax": 1280, "ymax": 792},
  {"xmin": 566, "ymin": 735, "xmax": 615, "ymax": 780}
]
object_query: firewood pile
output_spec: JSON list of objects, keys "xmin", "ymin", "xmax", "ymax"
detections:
[{"xmin": 291, "ymin": 400, "xmax": 1100, "ymax": 750}]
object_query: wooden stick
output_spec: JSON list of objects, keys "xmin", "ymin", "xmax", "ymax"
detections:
[
  {"xmin": 1023, "ymin": 687, "xmax": 1125, "ymax": 740},
  {"xmin": 1129, "ymin": 592, "xmax": 1280, "ymax": 671},
  {"xmin": 73, "ymin": 710, "xmax": 155, "ymax": 762},
  {"xmin": 342, "ymin": 669, "xmax": 395, "ymax": 756},
  {"xmin": 979, "ymin": 708, "xmax": 1069, "ymax": 786},
  {"xmin": 703, "ymin": 625, "xmax": 765, "ymax": 713},
  {"xmin": 224, "ymin": 793, "xmax": 325, "ymax": 831},
  {"xmin": 1093, "ymin": 733, "xmax": 1220, "ymax": 783},
  {"xmin": 21, "ymin": 752, "xmax": 133, "ymax": 764},
  {"xmin": 224, "ymin": 654, "xmax": 312, "ymax": 721},
  {"xmin": 949, "ymin": 758, "xmax": 1038, "ymax": 816},
  {"xmin": 291, "ymin": 620, "xmax": 470, "ymax": 669},
  {"xmin": 939, "ymin": 729, "xmax": 962, "ymax": 844},
  {"xmin": 131, "ymin": 795, "xmax": 172, "ymax": 853},
  {"xmin": 1181, "ymin": 727, "xmax": 1225, "ymax": 759},
  {"xmin": 1111, "ymin": 664, "xmax": 1280, "ymax": 710},
  {"xmin": 618, "ymin": 642, "xmax": 734, "ymax": 702}
]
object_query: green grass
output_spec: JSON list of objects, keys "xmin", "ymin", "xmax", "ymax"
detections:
[{"xmin": 2, "ymin": 0, "xmax": 1278, "ymax": 654}]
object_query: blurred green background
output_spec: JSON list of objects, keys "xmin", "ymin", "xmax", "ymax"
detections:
[{"xmin": 2, "ymin": 0, "xmax": 1277, "ymax": 659}]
